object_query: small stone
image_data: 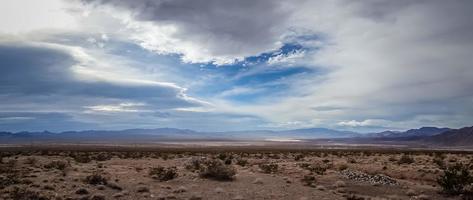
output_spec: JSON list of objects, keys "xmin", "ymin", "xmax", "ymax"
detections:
[
  {"xmin": 112, "ymin": 193, "xmax": 123, "ymax": 198},
  {"xmin": 189, "ymin": 194, "xmax": 203, "ymax": 200},
  {"xmin": 91, "ymin": 194, "xmax": 106, "ymax": 200},
  {"xmin": 107, "ymin": 182, "xmax": 122, "ymax": 190},
  {"xmin": 232, "ymin": 195, "xmax": 244, "ymax": 200},
  {"xmin": 406, "ymin": 189, "xmax": 416, "ymax": 196},
  {"xmin": 156, "ymin": 194, "xmax": 166, "ymax": 200},
  {"xmin": 417, "ymin": 194, "xmax": 430, "ymax": 200},
  {"xmin": 316, "ymin": 185, "xmax": 326, "ymax": 191},
  {"xmin": 97, "ymin": 185, "xmax": 106, "ymax": 190},
  {"xmin": 334, "ymin": 181, "xmax": 346, "ymax": 187},
  {"xmin": 136, "ymin": 186, "xmax": 150, "ymax": 193},
  {"xmin": 75, "ymin": 188, "xmax": 89, "ymax": 195},
  {"xmin": 252, "ymin": 178, "xmax": 263, "ymax": 184},
  {"xmin": 214, "ymin": 187, "xmax": 224, "ymax": 193},
  {"xmin": 173, "ymin": 186, "xmax": 187, "ymax": 193},
  {"xmin": 336, "ymin": 187, "xmax": 347, "ymax": 193}
]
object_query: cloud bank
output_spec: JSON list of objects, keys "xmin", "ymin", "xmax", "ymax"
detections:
[{"xmin": 0, "ymin": 0, "xmax": 472, "ymax": 132}]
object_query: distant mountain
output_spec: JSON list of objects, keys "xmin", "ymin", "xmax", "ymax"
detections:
[
  {"xmin": 0, "ymin": 126, "xmax": 465, "ymax": 145},
  {"xmin": 425, "ymin": 126, "xmax": 473, "ymax": 146},
  {"xmin": 366, "ymin": 127, "xmax": 450, "ymax": 138},
  {"xmin": 0, "ymin": 127, "xmax": 360, "ymax": 144},
  {"xmin": 278, "ymin": 128, "xmax": 359, "ymax": 139}
]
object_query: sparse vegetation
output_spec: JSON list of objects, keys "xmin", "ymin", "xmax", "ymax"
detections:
[
  {"xmin": 301, "ymin": 175, "xmax": 316, "ymax": 187},
  {"xmin": 437, "ymin": 162, "xmax": 473, "ymax": 195},
  {"xmin": 85, "ymin": 172, "xmax": 108, "ymax": 185},
  {"xmin": 149, "ymin": 166, "xmax": 178, "ymax": 181},
  {"xmin": 199, "ymin": 159, "xmax": 236, "ymax": 181},
  {"xmin": 8, "ymin": 186, "xmax": 50, "ymax": 200},
  {"xmin": 236, "ymin": 158, "xmax": 249, "ymax": 166},
  {"xmin": 259, "ymin": 163, "xmax": 278, "ymax": 174},
  {"xmin": 397, "ymin": 154, "xmax": 415, "ymax": 165},
  {"xmin": 44, "ymin": 160, "xmax": 68, "ymax": 170},
  {"xmin": 299, "ymin": 163, "xmax": 328, "ymax": 175},
  {"xmin": 0, "ymin": 148, "xmax": 471, "ymax": 199}
]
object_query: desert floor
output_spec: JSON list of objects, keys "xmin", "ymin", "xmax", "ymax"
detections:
[{"xmin": 0, "ymin": 146, "xmax": 471, "ymax": 200}]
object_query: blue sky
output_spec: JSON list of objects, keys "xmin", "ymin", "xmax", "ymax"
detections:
[{"xmin": 0, "ymin": 0, "xmax": 473, "ymax": 132}]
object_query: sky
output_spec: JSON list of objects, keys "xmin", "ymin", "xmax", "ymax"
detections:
[{"xmin": 0, "ymin": 0, "xmax": 473, "ymax": 133}]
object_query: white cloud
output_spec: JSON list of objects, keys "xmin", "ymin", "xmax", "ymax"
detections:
[
  {"xmin": 85, "ymin": 102, "xmax": 145, "ymax": 113},
  {"xmin": 267, "ymin": 49, "xmax": 306, "ymax": 66},
  {"xmin": 1, "ymin": 0, "xmax": 473, "ymax": 131},
  {"xmin": 0, "ymin": 0, "xmax": 79, "ymax": 34}
]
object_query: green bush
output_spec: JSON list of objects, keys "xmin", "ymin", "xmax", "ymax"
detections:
[{"xmin": 437, "ymin": 163, "xmax": 473, "ymax": 195}]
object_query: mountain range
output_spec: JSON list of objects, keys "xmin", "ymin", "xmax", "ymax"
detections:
[{"xmin": 0, "ymin": 126, "xmax": 472, "ymax": 147}]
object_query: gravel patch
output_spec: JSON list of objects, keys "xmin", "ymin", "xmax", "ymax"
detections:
[{"xmin": 340, "ymin": 169, "xmax": 398, "ymax": 186}]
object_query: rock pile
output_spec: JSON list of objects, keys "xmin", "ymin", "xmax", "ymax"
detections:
[{"xmin": 340, "ymin": 169, "xmax": 398, "ymax": 186}]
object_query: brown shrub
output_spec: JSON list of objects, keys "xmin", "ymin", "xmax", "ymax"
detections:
[
  {"xmin": 259, "ymin": 163, "xmax": 278, "ymax": 174},
  {"xmin": 85, "ymin": 172, "xmax": 108, "ymax": 185},
  {"xmin": 199, "ymin": 159, "xmax": 236, "ymax": 181},
  {"xmin": 149, "ymin": 166, "xmax": 178, "ymax": 181}
]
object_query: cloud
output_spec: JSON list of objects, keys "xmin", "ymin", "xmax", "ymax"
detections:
[
  {"xmin": 0, "ymin": 41, "xmax": 210, "ymax": 131},
  {"xmin": 81, "ymin": 0, "xmax": 292, "ymax": 64},
  {"xmin": 0, "ymin": 0, "xmax": 79, "ymax": 34},
  {"xmin": 1, "ymin": 0, "xmax": 473, "ymax": 132},
  {"xmin": 0, "ymin": 42, "xmax": 200, "ymax": 107},
  {"xmin": 201, "ymin": 0, "xmax": 473, "ymax": 131}
]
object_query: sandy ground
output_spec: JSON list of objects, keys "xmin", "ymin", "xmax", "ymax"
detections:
[{"xmin": 0, "ymin": 147, "xmax": 471, "ymax": 200}]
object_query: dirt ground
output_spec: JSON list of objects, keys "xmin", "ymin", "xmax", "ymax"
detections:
[{"xmin": 0, "ymin": 147, "xmax": 471, "ymax": 200}]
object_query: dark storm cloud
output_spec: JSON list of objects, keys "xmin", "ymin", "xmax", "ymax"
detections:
[
  {"xmin": 0, "ymin": 43, "xmax": 198, "ymax": 108},
  {"xmin": 82, "ymin": 0, "xmax": 291, "ymax": 63}
]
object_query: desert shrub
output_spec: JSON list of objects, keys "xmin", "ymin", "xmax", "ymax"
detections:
[
  {"xmin": 347, "ymin": 157, "xmax": 357, "ymax": 164},
  {"xmin": 433, "ymin": 157, "xmax": 446, "ymax": 169},
  {"xmin": 235, "ymin": 158, "xmax": 248, "ymax": 166},
  {"xmin": 217, "ymin": 153, "xmax": 229, "ymax": 161},
  {"xmin": 44, "ymin": 160, "xmax": 69, "ymax": 171},
  {"xmin": 72, "ymin": 154, "xmax": 91, "ymax": 163},
  {"xmin": 346, "ymin": 194, "xmax": 366, "ymax": 200},
  {"xmin": 259, "ymin": 163, "xmax": 278, "ymax": 174},
  {"xmin": 24, "ymin": 157, "xmax": 37, "ymax": 165},
  {"xmin": 294, "ymin": 154, "xmax": 304, "ymax": 161},
  {"xmin": 8, "ymin": 186, "xmax": 50, "ymax": 200},
  {"xmin": 0, "ymin": 160, "xmax": 17, "ymax": 174},
  {"xmin": 338, "ymin": 164, "xmax": 348, "ymax": 171},
  {"xmin": 185, "ymin": 157, "xmax": 203, "ymax": 172},
  {"xmin": 0, "ymin": 174, "xmax": 21, "ymax": 189},
  {"xmin": 91, "ymin": 153, "xmax": 113, "ymax": 162},
  {"xmin": 397, "ymin": 154, "xmax": 415, "ymax": 165},
  {"xmin": 388, "ymin": 156, "xmax": 397, "ymax": 162},
  {"xmin": 149, "ymin": 166, "xmax": 178, "ymax": 181},
  {"xmin": 85, "ymin": 172, "xmax": 108, "ymax": 185},
  {"xmin": 301, "ymin": 175, "xmax": 316, "ymax": 187},
  {"xmin": 299, "ymin": 163, "xmax": 328, "ymax": 175},
  {"xmin": 199, "ymin": 159, "xmax": 236, "ymax": 181},
  {"xmin": 437, "ymin": 163, "xmax": 473, "ymax": 195}
]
